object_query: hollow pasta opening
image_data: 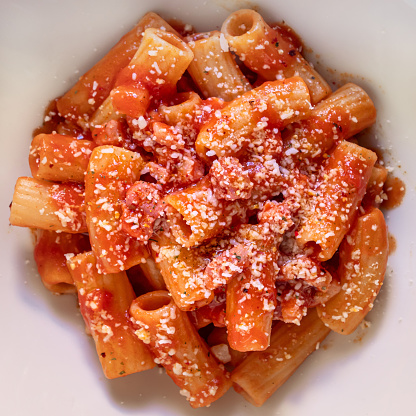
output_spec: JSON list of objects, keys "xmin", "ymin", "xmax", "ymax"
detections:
[
  {"xmin": 223, "ymin": 11, "xmax": 255, "ymax": 37},
  {"xmin": 165, "ymin": 205, "xmax": 194, "ymax": 246},
  {"xmin": 137, "ymin": 290, "xmax": 171, "ymax": 311}
]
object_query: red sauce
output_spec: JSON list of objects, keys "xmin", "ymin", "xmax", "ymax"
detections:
[
  {"xmin": 79, "ymin": 289, "xmax": 113, "ymax": 323},
  {"xmin": 50, "ymin": 183, "xmax": 85, "ymax": 209},
  {"xmin": 271, "ymin": 21, "xmax": 304, "ymax": 51},
  {"xmin": 388, "ymin": 232, "xmax": 397, "ymax": 255},
  {"xmin": 34, "ymin": 237, "xmax": 67, "ymax": 277},
  {"xmin": 33, "ymin": 98, "xmax": 64, "ymax": 137},
  {"xmin": 166, "ymin": 18, "xmax": 195, "ymax": 37},
  {"xmin": 192, "ymin": 287, "xmax": 226, "ymax": 328},
  {"xmin": 115, "ymin": 63, "xmax": 176, "ymax": 100},
  {"xmin": 382, "ymin": 176, "xmax": 406, "ymax": 209}
]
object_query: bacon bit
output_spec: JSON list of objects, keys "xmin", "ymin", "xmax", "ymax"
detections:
[
  {"xmin": 152, "ymin": 122, "xmax": 186, "ymax": 149},
  {"xmin": 280, "ymin": 290, "xmax": 307, "ymax": 324},
  {"xmin": 145, "ymin": 162, "xmax": 170, "ymax": 185},
  {"xmin": 92, "ymin": 119, "xmax": 136, "ymax": 150},
  {"xmin": 279, "ymin": 256, "xmax": 332, "ymax": 291},
  {"xmin": 189, "ymin": 286, "xmax": 227, "ymax": 328},
  {"xmin": 259, "ymin": 200, "xmax": 293, "ymax": 234},
  {"xmin": 120, "ymin": 181, "xmax": 164, "ymax": 242},
  {"xmin": 204, "ymin": 244, "xmax": 250, "ymax": 290},
  {"xmin": 176, "ymin": 152, "xmax": 205, "ymax": 186},
  {"xmin": 210, "ymin": 157, "xmax": 253, "ymax": 201}
]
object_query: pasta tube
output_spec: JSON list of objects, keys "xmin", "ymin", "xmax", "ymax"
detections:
[
  {"xmin": 187, "ymin": 31, "xmax": 251, "ymax": 101},
  {"xmin": 9, "ymin": 177, "xmax": 87, "ymax": 233},
  {"xmin": 56, "ymin": 12, "xmax": 178, "ymax": 126},
  {"xmin": 231, "ymin": 308, "xmax": 331, "ymax": 406},
  {"xmin": 283, "ymin": 83, "xmax": 377, "ymax": 164},
  {"xmin": 195, "ymin": 77, "xmax": 311, "ymax": 161},
  {"xmin": 316, "ymin": 207, "xmax": 388, "ymax": 334},
  {"xmin": 85, "ymin": 145, "xmax": 148, "ymax": 273},
  {"xmin": 130, "ymin": 290, "xmax": 232, "ymax": 408},
  {"xmin": 221, "ymin": 9, "xmax": 332, "ymax": 104},
  {"xmin": 68, "ymin": 251, "xmax": 155, "ymax": 378},
  {"xmin": 296, "ymin": 141, "xmax": 377, "ymax": 261},
  {"xmin": 151, "ymin": 230, "xmax": 214, "ymax": 310},
  {"xmin": 226, "ymin": 257, "xmax": 277, "ymax": 351},
  {"xmin": 33, "ymin": 229, "xmax": 90, "ymax": 294},
  {"xmin": 29, "ymin": 134, "xmax": 94, "ymax": 182}
]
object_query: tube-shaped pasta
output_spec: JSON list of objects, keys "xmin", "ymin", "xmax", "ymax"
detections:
[
  {"xmin": 130, "ymin": 290, "xmax": 232, "ymax": 408},
  {"xmin": 29, "ymin": 134, "xmax": 95, "ymax": 182},
  {"xmin": 85, "ymin": 146, "xmax": 148, "ymax": 273},
  {"xmin": 195, "ymin": 77, "xmax": 311, "ymax": 161},
  {"xmin": 187, "ymin": 31, "xmax": 251, "ymax": 101},
  {"xmin": 296, "ymin": 141, "xmax": 377, "ymax": 261},
  {"xmin": 91, "ymin": 28, "xmax": 194, "ymax": 124},
  {"xmin": 151, "ymin": 230, "xmax": 214, "ymax": 310},
  {"xmin": 283, "ymin": 83, "xmax": 377, "ymax": 164},
  {"xmin": 221, "ymin": 9, "xmax": 332, "ymax": 104},
  {"xmin": 88, "ymin": 96, "xmax": 121, "ymax": 129},
  {"xmin": 33, "ymin": 229, "xmax": 90, "ymax": 294},
  {"xmin": 56, "ymin": 12, "xmax": 178, "ymax": 126},
  {"xmin": 316, "ymin": 207, "xmax": 388, "ymax": 334},
  {"xmin": 138, "ymin": 256, "xmax": 166, "ymax": 290},
  {"xmin": 9, "ymin": 177, "xmax": 87, "ymax": 233},
  {"xmin": 126, "ymin": 28, "xmax": 194, "ymax": 94},
  {"xmin": 165, "ymin": 176, "xmax": 246, "ymax": 247},
  {"xmin": 165, "ymin": 161, "xmax": 288, "ymax": 248},
  {"xmin": 231, "ymin": 308, "xmax": 331, "ymax": 406},
  {"xmin": 158, "ymin": 92, "xmax": 203, "ymax": 125},
  {"xmin": 157, "ymin": 92, "xmax": 225, "ymax": 142},
  {"xmin": 226, "ymin": 257, "xmax": 277, "ymax": 352},
  {"xmin": 67, "ymin": 251, "xmax": 155, "ymax": 379}
]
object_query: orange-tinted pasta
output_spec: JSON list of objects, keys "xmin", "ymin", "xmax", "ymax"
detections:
[
  {"xmin": 56, "ymin": 12, "xmax": 178, "ymax": 127},
  {"xmin": 316, "ymin": 207, "xmax": 388, "ymax": 334},
  {"xmin": 231, "ymin": 308, "xmax": 331, "ymax": 406},
  {"xmin": 10, "ymin": 177, "xmax": 87, "ymax": 233},
  {"xmin": 33, "ymin": 229, "xmax": 90, "ymax": 293},
  {"xmin": 29, "ymin": 133, "xmax": 95, "ymax": 182},
  {"xmin": 130, "ymin": 290, "xmax": 231, "ymax": 407},
  {"xmin": 85, "ymin": 146, "xmax": 148, "ymax": 273},
  {"xmin": 186, "ymin": 31, "xmax": 251, "ymax": 101},
  {"xmin": 196, "ymin": 77, "xmax": 311, "ymax": 161},
  {"xmin": 296, "ymin": 141, "xmax": 377, "ymax": 261},
  {"xmin": 67, "ymin": 251, "xmax": 155, "ymax": 378},
  {"xmin": 221, "ymin": 9, "xmax": 332, "ymax": 105}
]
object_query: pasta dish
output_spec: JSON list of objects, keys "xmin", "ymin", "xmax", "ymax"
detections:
[{"xmin": 10, "ymin": 9, "xmax": 389, "ymax": 408}]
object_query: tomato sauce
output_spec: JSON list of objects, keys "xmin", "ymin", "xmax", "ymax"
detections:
[{"xmin": 382, "ymin": 175, "xmax": 406, "ymax": 210}]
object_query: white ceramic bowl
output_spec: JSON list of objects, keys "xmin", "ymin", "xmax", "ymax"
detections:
[{"xmin": 1, "ymin": 0, "xmax": 415, "ymax": 415}]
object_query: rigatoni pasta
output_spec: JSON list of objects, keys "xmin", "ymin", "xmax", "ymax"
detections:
[
  {"xmin": 56, "ymin": 12, "xmax": 178, "ymax": 127},
  {"xmin": 10, "ymin": 177, "xmax": 87, "ymax": 233},
  {"xmin": 85, "ymin": 145, "xmax": 148, "ymax": 273},
  {"xmin": 221, "ymin": 9, "xmax": 332, "ymax": 104},
  {"xmin": 67, "ymin": 251, "xmax": 155, "ymax": 378},
  {"xmin": 231, "ymin": 309, "xmax": 331, "ymax": 406},
  {"xmin": 29, "ymin": 133, "xmax": 95, "ymax": 182},
  {"xmin": 186, "ymin": 31, "xmax": 252, "ymax": 101},
  {"xmin": 9, "ymin": 8, "xmax": 395, "ymax": 409},
  {"xmin": 130, "ymin": 290, "xmax": 231, "ymax": 407}
]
